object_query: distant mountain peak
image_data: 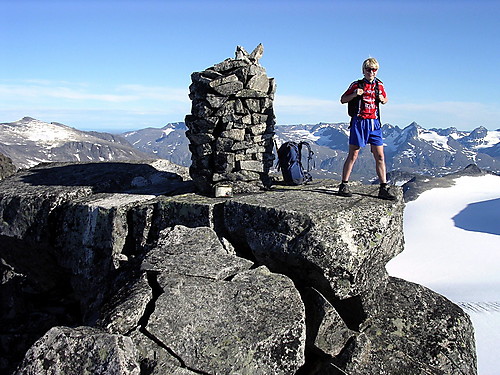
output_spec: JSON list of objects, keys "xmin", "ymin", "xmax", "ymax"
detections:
[
  {"xmin": 469, "ymin": 126, "xmax": 488, "ymax": 138},
  {"xmin": 162, "ymin": 122, "xmax": 187, "ymax": 131},
  {"xmin": 0, "ymin": 118, "xmax": 151, "ymax": 169},
  {"xmin": 19, "ymin": 116, "xmax": 38, "ymax": 122}
]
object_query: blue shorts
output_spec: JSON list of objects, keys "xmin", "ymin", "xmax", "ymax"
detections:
[{"xmin": 349, "ymin": 118, "xmax": 384, "ymax": 147}]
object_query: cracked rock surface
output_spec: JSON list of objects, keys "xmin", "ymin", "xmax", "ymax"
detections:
[
  {"xmin": 0, "ymin": 162, "xmax": 477, "ymax": 374},
  {"xmin": 103, "ymin": 225, "xmax": 306, "ymax": 374},
  {"xmin": 146, "ymin": 229, "xmax": 305, "ymax": 374},
  {"xmin": 13, "ymin": 326, "xmax": 141, "ymax": 375}
]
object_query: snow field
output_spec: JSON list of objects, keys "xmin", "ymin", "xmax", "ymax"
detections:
[{"xmin": 387, "ymin": 174, "xmax": 500, "ymax": 375}]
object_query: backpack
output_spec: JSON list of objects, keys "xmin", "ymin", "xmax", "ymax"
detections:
[
  {"xmin": 276, "ymin": 141, "xmax": 314, "ymax": 185},
  {"xmin": 347, "ymin": 78, "xmax": 381, "ymax": 127}
]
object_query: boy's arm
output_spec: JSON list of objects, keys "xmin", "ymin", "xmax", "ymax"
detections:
[
  {"xmin": 378, "ymin": 83, "xmax": 388, "ymax": 104},
  {"xmin": 340, "ymin": 88, "xmax": 363, "ymax": 104}
]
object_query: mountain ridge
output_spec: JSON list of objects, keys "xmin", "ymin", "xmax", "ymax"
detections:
[
  {"xmin": 2, "ymin": 117, "xmax": 500, "ymax": 184},
  {"xmin": 0, "ymin": 117, "xmax": 152, "ymax": 169},
  {"xmin": 274, "ymin": 121, "xmax": 500, "ymax": 182}
]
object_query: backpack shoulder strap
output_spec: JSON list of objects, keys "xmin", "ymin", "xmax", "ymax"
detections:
[
  {"xmin": 298, "ymin": 142, "xmax": 314, "ymax": 172},
  {"xmin": 374, "ymin": 78, "xmax": 382, "ymax": 121},
  {"xmin": 357, "ymin": 79, "xmax": 365, "ymax": 117},
  {"xmin": 374, "ymin": 78, "xmax": 381, "ymax": 95},
  {"xmin": 347, "ymin": 79, "xmax": 366, "ymax": 128}
]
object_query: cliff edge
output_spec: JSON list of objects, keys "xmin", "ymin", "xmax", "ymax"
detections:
[{"xmin": 0, "ymin": 161, "xmax": 476, "ymax": 374}]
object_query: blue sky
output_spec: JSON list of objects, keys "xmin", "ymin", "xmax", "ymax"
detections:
[{"xmin": 1, "ymin": 0, "xmax": 499, "ymax": 132}]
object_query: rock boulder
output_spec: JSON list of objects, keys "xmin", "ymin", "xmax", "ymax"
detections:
[
  {"xmin": 0, "ymin": 162, "xmax": 477, "ymax": 374},
  {"xmin": 0, "ymin": 152, "xmax": 16, "ymax": 181},
  {"xmin": 13, "ymin": 326, "xmax": 140, "ymax": 375}
]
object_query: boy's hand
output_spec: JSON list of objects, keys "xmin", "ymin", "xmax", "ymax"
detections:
[
  {"xmin": 356, "ymin": 88, "xmax": 364, "ymax": 96},
  {"xmin": 379, "ymin": 94, "xmax": 387, "ymax": 104}
]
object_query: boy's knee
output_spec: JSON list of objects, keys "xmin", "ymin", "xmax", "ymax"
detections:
[{"xmin": 349, "ymin": 152, "xmax": 359, "ymax": 161}]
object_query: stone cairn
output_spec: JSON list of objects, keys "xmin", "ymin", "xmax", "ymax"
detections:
[{"xmin": 185, "ymin": 44, "xmax": 276, "ymax": 195}]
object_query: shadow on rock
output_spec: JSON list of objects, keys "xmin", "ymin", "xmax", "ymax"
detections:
[{"xmin": 20, "ymin": 162, "xmax": 195, "ymax": 196}]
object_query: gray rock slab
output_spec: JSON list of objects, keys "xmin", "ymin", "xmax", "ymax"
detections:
[
  {"xmin": 14, "ymin": 326, "xmax": 140, "ymax": 375},
  {"xmin": 340, "ymin": 277, "xmax": 477, "ymax": 375},
  {"xmin": 0, "ymin": 161, "xmax": 194, "ymax": 325},
  {"xmin": 0, "ymin": 162, "xmax": 477, "ymax": 375},
  {"xmin": 142, "ymin": 226, "xmax": 253, "ymax": 280},
  {"xmin": 147, "ymin": 266, "xmax": 305, "ymax": 375},
  {"xmin": 246, "ymin": 72, "xmax": 270, "ymax": 93},
  {"xmin": 302, "ymin": 287, "xmax": 355, "ymax": 357},
  {"xmin": 129, "ymin": 329, "xmax": 199, "ymax": 375},
  {"xmin": 139, "ymin": 226, "xmax": 305, "ymax": 374},
  {"xmin": 223, "ymin": 184, "xmax": 405, "ymax": 300},
  {"xmin": 98, "ymin": 273, "xmax": 152, "ymax": 335},
  {"xmin": 0, "ymin": 152, "xmax": 17, "ymax": 180}
]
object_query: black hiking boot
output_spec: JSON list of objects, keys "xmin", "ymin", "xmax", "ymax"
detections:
[
  {"xmin": 338, "ymin": 182, "xmax": 352, "ymax": 197},
  {"xmin": 378, "ymin": 184, "xmax": 396, "ymax": 201}
]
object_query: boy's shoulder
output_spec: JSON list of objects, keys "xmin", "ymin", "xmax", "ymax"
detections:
[
  {"xmin": 348, "ymin": 79, "xmax": 363, "ymax": 89},
  {"xmin": 350, "ymin": 77, "xmax": 383, "ymax": 87},
  {"xmin": 362, "ymin": 77, "xmax": 384, "ymax": 85}
]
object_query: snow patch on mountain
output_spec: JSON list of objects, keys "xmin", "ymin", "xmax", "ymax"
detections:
[
  {"xmin": 288, "ymin": 129, "xmax": 320, "ymax": 142},
  {"xmin": 418, "ymin": 128, "xmax": 451, "ymax": 151},
  {"xmin": 475, "ymin": 130, "xmax": 500, "ymax": 149},
  {"xmin": 162, "ymin": 127, "xmax": 176, "ymax": 137},
  {"xmin": 0, "ymin": 117, "xmax": 149, "ymax": 168},
  {"xmin": 4, "ymin": 117, "xmax": 81, "ymax": 146}
]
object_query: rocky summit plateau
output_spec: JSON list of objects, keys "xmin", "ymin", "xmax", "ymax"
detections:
[
  {"xmin": 0, "ymin": 44, "xmax": 477, "ymax": 374},
  {"xmin": 0, "ymin": 159, "xmax": 476, "ymax": 374}
]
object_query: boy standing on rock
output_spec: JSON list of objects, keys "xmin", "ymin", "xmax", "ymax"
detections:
[{"xmin": 338, "ymin": 57, "xmax": 395, "ymax": 200}]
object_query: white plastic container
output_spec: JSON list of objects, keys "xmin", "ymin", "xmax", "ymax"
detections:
[{"xmin": 214, "ymin": 184, "xmax": 233, "ymax": 198}]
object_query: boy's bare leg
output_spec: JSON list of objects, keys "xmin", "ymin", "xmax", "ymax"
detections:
[
  {"xmin": 371, "ymin": 144, "xmax": 387, "ymax": 184},
  {"xmin": 342, "ymin": 144, "xmax": 361, "ymax": 182}
]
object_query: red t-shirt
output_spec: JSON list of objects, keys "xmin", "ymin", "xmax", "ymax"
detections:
[{"xmin": 343, "ymin": 79, "xmax": 387, "ymax": 119}]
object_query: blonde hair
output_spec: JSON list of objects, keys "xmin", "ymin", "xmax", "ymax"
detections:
[{"xmin": 362, "ymin": 58, "xmax": 379, "ymax": 71}]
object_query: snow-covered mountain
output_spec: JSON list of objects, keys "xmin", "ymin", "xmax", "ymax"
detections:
[
  {"xmin": 0, "ymin": 117, "xmax": 151, "ymax": 169},
  {"xmin": 116, "ymin": 120, "xmax": 498, "ymax": 183},
  {"xmin": 2, "ymin": 117, "xmax": 500, "ymax": 183},
  {"xmin": 122, "ymin": 122, "xmax": 190, "ymax": 167},
  {"xmin": 120, "ymin": 120, "xmax": 498, "ymax": 183},
  {"xmin": 272, "ymin": 122, "xmax": 500, "ymax": 182}
]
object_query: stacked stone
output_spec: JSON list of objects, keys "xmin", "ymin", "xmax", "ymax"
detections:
[{"xmin": 185, "ymin": 44, "xmax": 276, "ymax": 195}]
